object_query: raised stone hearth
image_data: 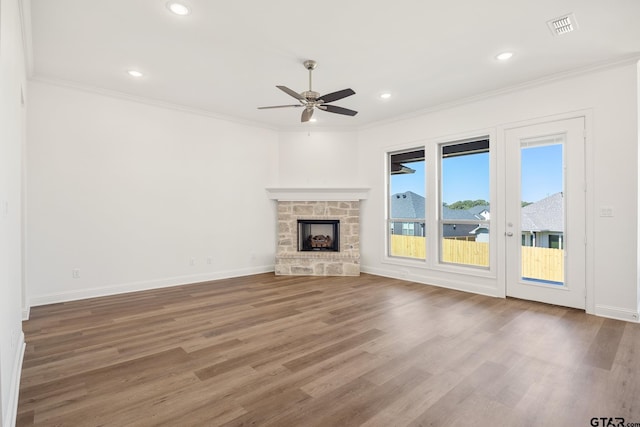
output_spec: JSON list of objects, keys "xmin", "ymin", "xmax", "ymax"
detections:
[{"xmin": 267, "ymin": 188, "xmax": 368, "ymax": 277}]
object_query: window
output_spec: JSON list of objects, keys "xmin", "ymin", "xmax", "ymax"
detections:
[
  {"xmin": 402, "ymin": 222, "xmax": 415, "ymax": 236},
  {"xmin": 440, "ymin": 138, "xmax": 490, "ymax": 268},
  {"xmin": 388, "ymin": 149, "xmax": 425, "ymax": 259}
]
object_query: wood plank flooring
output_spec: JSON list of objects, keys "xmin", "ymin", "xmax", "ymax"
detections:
[{"xmin": 17, "ymin": 273, "xmax": 640, "ymax": 426}]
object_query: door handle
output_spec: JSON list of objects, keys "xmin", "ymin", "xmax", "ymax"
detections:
[{"xmin": 506, "ymin": 232, "xmax": 514, "ymax": 236}]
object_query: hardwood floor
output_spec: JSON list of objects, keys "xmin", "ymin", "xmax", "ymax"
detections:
[{"xmin": 17, "ymin": 273, "xmax": 640, "ymax": 426}]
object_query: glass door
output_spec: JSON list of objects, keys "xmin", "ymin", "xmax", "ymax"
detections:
[{"xmin": 505, "ymin": 118, "xmax": 586, "ymax": 309}]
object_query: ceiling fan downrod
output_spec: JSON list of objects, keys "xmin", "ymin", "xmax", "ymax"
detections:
[{"xmin": 304, "ymin": 60, "xmax": 317, "ymax": 92}]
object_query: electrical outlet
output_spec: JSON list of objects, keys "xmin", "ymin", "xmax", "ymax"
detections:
[
  {"xmin": 189, "ymin": 258, "xmax": 196, "ymax": 266},
  {"xmin": 72, "ymin": 269, "xmax": 80, "ymax": 278},
  {"xmin": 206, "ymin": 257, "xmax": 213, "ymax": 265}
]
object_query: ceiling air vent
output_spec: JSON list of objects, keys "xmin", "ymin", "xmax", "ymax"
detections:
[{"xmin": 547, "ymin": 13, "xmax": 578, "ymax": 36}]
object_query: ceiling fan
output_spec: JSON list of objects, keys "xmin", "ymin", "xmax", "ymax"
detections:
[{"xmin": 258, "ymin": 60, "xmax": 358, "ymax": 123}]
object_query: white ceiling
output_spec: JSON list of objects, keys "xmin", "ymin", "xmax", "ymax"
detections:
[{"xmin": 27, "ymin": 0, "xmax": 640, "ymax": 130}]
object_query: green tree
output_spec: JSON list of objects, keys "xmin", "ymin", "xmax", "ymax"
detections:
[{"xmin": 447, "ymin": 199, "xmax": 489, "ymax": 210}]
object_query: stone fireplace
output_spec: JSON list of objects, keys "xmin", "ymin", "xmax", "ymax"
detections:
[{"xmin": 266, "ymin": 188, "xmax": 369, "ymax": 276}]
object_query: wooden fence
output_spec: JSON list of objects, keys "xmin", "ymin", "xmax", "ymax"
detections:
[
  {"xmin": 389, "ymin": 235, "xmax": 426, "ymax": 259},
  {"xmin": 390, "ymin": 235, "xmax": 564, "ymax": 281},
  {"xmin": 521, "ymin": 246, "xmax": 564, "ymax": 283},
  {"xmin": 442, "ymin": 238, "xmax": 489, "ymax": 267}
]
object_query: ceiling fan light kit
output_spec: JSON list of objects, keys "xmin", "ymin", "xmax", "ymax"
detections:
[{"xmin": 258, "ymin": 60, "xmax": 358, "ymax": 123}]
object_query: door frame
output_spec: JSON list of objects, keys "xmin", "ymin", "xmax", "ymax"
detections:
[{"xmin": 496, "ymin": 110, "xmax": 595, "ymax": 314}]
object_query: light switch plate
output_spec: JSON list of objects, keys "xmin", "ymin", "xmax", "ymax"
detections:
[{"xmin": 599, "ymin": 206, "xmax": 614, "ymax": 217}]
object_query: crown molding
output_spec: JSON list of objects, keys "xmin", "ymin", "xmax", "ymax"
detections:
[
  {"xmin": 28, "ymin": 75, "xmax": 363, "ymax": 132},
  {"xmin": 360, "ymin": 53, "xmax": 640, "ymax": 131},
  {"xmin": 18, "ymin": 0, "xmax": 34, "ymax": 77},
  {"xmin": 28, "ymin": 76, "xmax": 280, "ymax": 131},
  {"xmin": 26, "ymin": 52, "xmax": 640, "ymax": 134}
]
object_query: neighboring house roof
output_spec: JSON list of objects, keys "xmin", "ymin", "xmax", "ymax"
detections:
[
  {"xmin": 467, "ymin": 205, "xmax": 490, "ymax": 220},
  {"xmin": 391, "ymin": 192, "xmax": 491, "ymax": 221},
  {"xmin": 443, "ymin": 223, "xmax": 478, "ymax": 237},
  {"xmin": 443, "ymin": 205, "xmax": 489, "ymax": 221},
  {"xmin": 390, "ymin": 191, "xmax": 425, "ymax": 219},
  {"xmin": 521, "ymin": 192, "xmax": 564, "ymax": 233},
  {"xmin": 391, "ymin": 192, "xmax": 485, "ymax": 237},
  {"xmin": 442, "ymin": 207, "xmax": 475, "ymax": 220},
  {"xmin": 391, "ymin": 191, "xmax": 563, "ymax": 234}
]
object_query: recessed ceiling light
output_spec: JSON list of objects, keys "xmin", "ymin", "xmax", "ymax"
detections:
[
  {"xmin": 309, "ymin": 118, "xmax": 317, "ymax": 123},
  {"xmin": 127, "ymin": 70, "xmax": 143, "ymax": 77},
  {"xmin": 380, "ymin": 92, "xmax": 392, "ymax": 99},
  {"xmin": 166, "ymin": 2, "xmax": 190, "ymax": 15},
  {"xmin": 496, "ymin": 52, "xmax": 514, "ymax": 61}
]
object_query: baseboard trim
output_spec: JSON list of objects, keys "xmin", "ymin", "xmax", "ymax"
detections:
[
  {"xmin": 361, "ymin": 265, "xmax": 501, "ymax": 298},
  {"xmin": 594, "ymin": 304, "xmax": 640, "ymax": 323},
  {"xmin": 22, "ymin": 305, "xmax": 31, "ymax": 321},
  {"xmin": 5, "ymin": 331, "xmax": 26, "ymax": 427},
  {"xmin": 29, "ymin": 265, "xmax": 275, "ymax": 307}
]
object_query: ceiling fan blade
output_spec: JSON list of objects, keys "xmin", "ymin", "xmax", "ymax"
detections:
[
  {"xmin": 318, "ymin": 88, "xmax": 355, "ymax": 104},
  {"xmin": 320, "ymin": 104, "xmax": 358, "ymax": 116},
  {"xmin": 257, "ymin": 104, "xmax": 303, "ymax": 110},
  {"xmin": 277, "ymin": 85, "xmax": 305, "ymax": 101},
  {"xmin": 301, "ymin": 108, "xmax": 314, "ymax": 122}
]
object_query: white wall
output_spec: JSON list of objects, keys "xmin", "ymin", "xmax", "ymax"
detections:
[
  {"xmin": 26, "ymin": 81, "xmax": 279, "ymax": 305},
  {"xmin": 0, "ymin": 0, "xmax": 28, "ymax": 424},
  {"xmin": 277, "ymin": 130, "xmax": 360, "ymax": 187},
  {"xmin": 358, "ymin": 62, "xmax": 639, "ymax": 321}
]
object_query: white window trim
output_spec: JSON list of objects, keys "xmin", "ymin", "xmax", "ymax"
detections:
[{"xmin": 382, "ymin": 129, "xmax": 497, "ymax": 280}]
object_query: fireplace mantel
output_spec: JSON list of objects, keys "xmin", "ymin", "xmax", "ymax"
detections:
[{"xmin": 266, "ymin": 187, "xmax": 369, "ymax": 201}]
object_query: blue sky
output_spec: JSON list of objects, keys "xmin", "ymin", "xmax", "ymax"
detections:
[
  {"xmin": 521, "ymin": 144, "xmax": 563, "ymax": 202},
  {"xmin": 390, "ymin": 144, "xmax": 563, "ymax": 204}
]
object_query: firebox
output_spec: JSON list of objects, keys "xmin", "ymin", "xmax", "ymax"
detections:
[{"xmin": 298, "ymin": 219, "xmax": 340, "ymax": 252}]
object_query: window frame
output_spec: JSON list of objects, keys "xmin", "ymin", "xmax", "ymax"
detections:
[
  {"xmin": 382, "ymin": 130, "xmax": 497, "ymax": 280},
  {"xmin": 386, "ymin": 148, "xmax": 426, "ymax": 261},
  {"xmin": 438, "ymin": 137, "xmax": 491, "ymax": 269}
]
